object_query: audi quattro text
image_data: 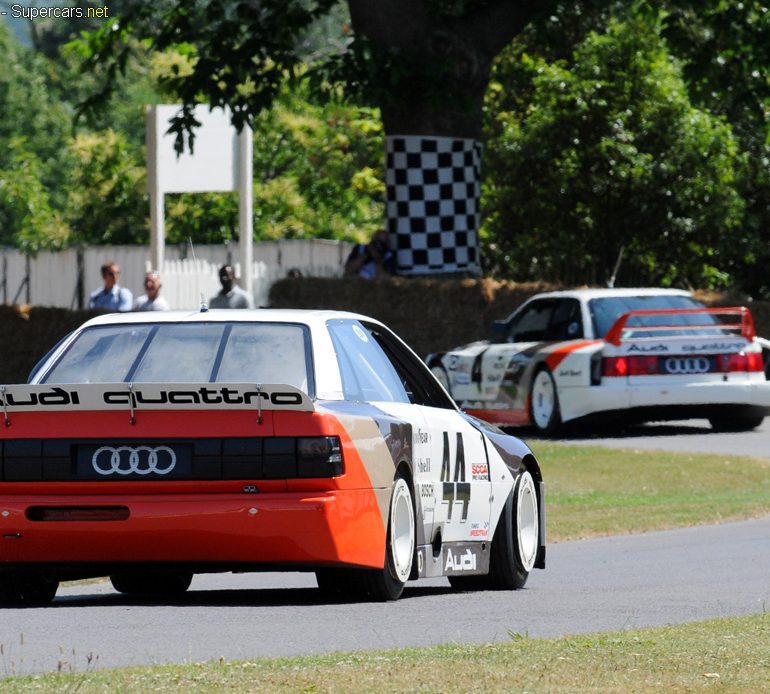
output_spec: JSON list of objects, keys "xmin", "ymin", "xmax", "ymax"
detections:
[
  {"xmin": 427, "ymin": 288, "xmax": 770, "ymax": 435},
  {"xmin": 0, "ymin": 309, "xmax": 545, "ymax": 605}
]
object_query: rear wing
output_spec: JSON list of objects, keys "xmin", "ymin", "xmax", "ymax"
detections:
[
  {"xmin": 0, "ymin": 383, "xmax": 314, "ymax": 424},
  {"xmin": 604, "ymin": 307, "xmax": 756, "ymax": 346}
]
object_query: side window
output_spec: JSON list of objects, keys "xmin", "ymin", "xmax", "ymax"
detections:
[
  {"xmin": 507, "ymin": 300, "xmax": 555, "ymax": 343},
  {"xmin": 363, "ymin": 322, "xmax": 457, "ymax": 410},
  {"xmin": 327, "ymin": 320, "xmax": 410, "ymax": 403},
  {"xmin": 544, "ymin": 299, "xmax": 584, "ymax": 341}
]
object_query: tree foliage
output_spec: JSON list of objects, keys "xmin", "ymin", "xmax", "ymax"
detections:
[{"xmin": 483, "ymin": 10, "xmax": 745, "ymax": 289}]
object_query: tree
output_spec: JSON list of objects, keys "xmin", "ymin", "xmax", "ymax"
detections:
[
  {"xmin": 482, "ymin": 11, "xmax": 744, "ymax": 289},
  {"xmin": 76, "ymin": 0, "xmax": 558, "ymax": 276}
]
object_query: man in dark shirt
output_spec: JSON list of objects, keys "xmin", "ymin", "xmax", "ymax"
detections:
[{"xmin": 344, "ymin": 230, "xmax": 396, "ymax": 279}]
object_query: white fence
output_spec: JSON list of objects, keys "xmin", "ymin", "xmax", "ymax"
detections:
[{"xmin": 0, "ymin": 239, "xmax": 352, "ymax": 310}]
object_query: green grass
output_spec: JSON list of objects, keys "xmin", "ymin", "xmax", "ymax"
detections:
[
  {"xmin": 3, "ymin": 614, "xmax": 769, "ymax": 692},
  {"xmin": 532, "ymin": 442, "xmax": 770, "ymax": 541}
]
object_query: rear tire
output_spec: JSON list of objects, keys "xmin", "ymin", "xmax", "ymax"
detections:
[
  {"xmin": 0, "ymin": 571, "xmax": 59, "ymax": 606},
  {"xmin": 110, "ymin": 571, "xmax": 193, "ymax": 597},
  {"xmin": 530, "ymin": 369, "xmax": 561, "ymax": 435},
  {"xmin": 360, "ymin": 472, "xmax": 415, "ymax": 601},
  {"xmin": 709, "ymin": 415, "xmax": 764, "ymax": 432}
]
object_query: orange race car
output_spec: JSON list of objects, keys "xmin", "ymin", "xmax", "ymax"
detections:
[{"xmin": 0, "ymin": 309, "xmax": 545, "ymax": 604}]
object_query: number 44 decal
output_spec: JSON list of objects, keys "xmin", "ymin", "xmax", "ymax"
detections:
[{"xmin": 441, "ymin": 431, "xmax": 470, "ymax": 521}]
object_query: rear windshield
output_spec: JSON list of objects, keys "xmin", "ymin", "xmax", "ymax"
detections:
[
  {"xmin": 39, "ymin": 322, "xmax": 313, "ymax": 394},
  {"xmin": 589, "ymin": 295, "xmax": 711, "ymax": 338}
]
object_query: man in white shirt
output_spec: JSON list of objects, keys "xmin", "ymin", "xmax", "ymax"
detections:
[{"xmin": 133, "ymin": 271, "xmax": 170, "ymax": 311}]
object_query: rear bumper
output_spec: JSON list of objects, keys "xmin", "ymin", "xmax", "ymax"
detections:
[
  {"xmin": 560, "ymin": 380, "xmax": 770, "ymax": 423},
  {"xmin": 0, "ymin": 489, "xmax": 387, "ymax": 571}
]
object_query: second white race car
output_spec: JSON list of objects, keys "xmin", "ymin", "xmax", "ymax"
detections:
[{"xmin": 427, "ymin": 288, "xmax": 770, "ymax": 434}]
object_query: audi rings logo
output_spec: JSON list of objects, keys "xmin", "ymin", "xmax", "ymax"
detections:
[
  {"xmin": 91, "ymin": 446, "xmax": 177, "ymax": 476},
  {"xmin": 664, "ymin": 357, "xmax": 710, "ymax": 374}
]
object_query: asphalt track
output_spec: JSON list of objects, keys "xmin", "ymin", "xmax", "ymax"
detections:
[{"xmin": 1, "ymin": 420, "xmax": 768, "ymax": 676}]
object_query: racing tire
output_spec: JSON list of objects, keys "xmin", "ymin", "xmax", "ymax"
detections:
[
  {"xmin": 0, "ymin": 571, "xmax": 59, "ymax": 606},
  {"xmin": 359, "ymin": 472, "xmax": 416, "ymax": 601},
  {"xmin": 709, "ymin": 415, "xmax": 764, "ymax": 432},
  {"xmin": 110, "ymin": 571, "xmax": 193, "ymax": 597},
  {"xmin": 487, "ymin": 470, "xmax": 539, "ymax": 590},
  {"xmin": 530, "ymin": 369, "xmax": 561, "ymax": 435}
]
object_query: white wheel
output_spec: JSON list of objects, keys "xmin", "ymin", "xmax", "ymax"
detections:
[
  {"xmin": 389, "ymin": 477, "xmax": 415, "ymax": 582},
  {"xmin": 515, "ymin": 471, "xmax": 539, "ymax": 572},
  {"xmin": 530, "ymin": 369, "xmax": 560, "ymax": 434}
]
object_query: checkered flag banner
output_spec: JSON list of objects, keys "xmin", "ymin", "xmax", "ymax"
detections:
[{"xmin": 385, "ymin": 135, "xmax": 482, "ymax": 276}]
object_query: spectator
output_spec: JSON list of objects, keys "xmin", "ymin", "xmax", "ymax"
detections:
[
  {"xmin": 133, "ymin": 271, "xmax": 170, "ymax": 311},
  {"xmin": 88, "ymin": 261, "xmax": 133, "ymax": 312},
  {"xmin": 344, "ymin": 229, "xmax": 395, "ymax": 279},
  {"xmin": 209, "ymin": 264, "xmax": 254, "ymax": 309}
]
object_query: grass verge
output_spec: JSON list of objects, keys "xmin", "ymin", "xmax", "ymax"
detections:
[
  {"xmin": 2, "ymin": 613, "xmax": 769, "ymax": 692},
  {"xmin": 532, "ymin": 442, "xmax": 770, "ymax": 541}
]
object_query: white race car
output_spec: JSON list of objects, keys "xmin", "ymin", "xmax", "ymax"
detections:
[
  {"xmin": 427, "ymin": 288, "xmax": 770, "ymax": 434},
  {"xmin": 0, "ymin": 309, "xmax": 544, "ymax": 605}
]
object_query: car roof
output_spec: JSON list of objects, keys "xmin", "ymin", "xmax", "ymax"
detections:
[
  {"xmin": 527, "ymin": 287, "xmax": 693, "ymax": 302},
  {"xmin": 79, "ymin": 308, "xmax": 378, "ymax": 330}
]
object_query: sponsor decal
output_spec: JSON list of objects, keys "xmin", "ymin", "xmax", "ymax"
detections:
[
  {"xmin": 420, "ymin": 483, "xmax": 435, "ymax": 498},
  {"xmin": 471, "ymin": 463, "xmax": 489, "ymax": 481},
  {"xmin": 444, "ymin": 547, "xmax": 478, "ymax": 572},
  {"xmin": 469, "ymin": 522, "xmax": 489, "ymax": 539},
  {"xmin": 455, "ymin": 373, "xmax": 471, "ymax": 385},
  {"xmin": 627, "ymin": 343, "xmax": 669, "ymax": 353},
  {"xmin": 417, "ymin": 458, "xmax": 431, "ymax": 473},
  {"xmin": 0, "ymin": 385, "xmax": 311, "ymax": 412},
  {"xmin": 413, "ymin": 429, "xmax": 430, "ymax": 445},
  {"xmin": 441, "ymin": 431, "xmax": 471, "ymax": 521},
  {"xmin": 558, "ymin": 368, "xmax": 583, "ymax": 378},
  {"xmin": 352, "ymin": 324, "xmax": 369, "ymax": 342},
  {"xmin": 448, "ymin": 355, "xmax": 459, "ymax": 370},
  {"xmin": 485, "ymin": 373, "xmax": 503, "ymax": 383},
  {"xmin": 681, "ymin": 342, "xmax": 745, "ymax": 352},
  {"xmin": 103, "ymin": 387, "xmax": 303, "ymax": 406},
  {"xmin": 3, "ymin": 387, "xmax": 80, "ymax": 407}
]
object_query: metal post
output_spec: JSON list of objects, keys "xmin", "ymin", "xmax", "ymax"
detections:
[{"xmin": 238, "ymin": 126, "xmax": 254, "ymax": 299}]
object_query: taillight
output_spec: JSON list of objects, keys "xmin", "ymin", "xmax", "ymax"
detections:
[
  {"xmin": 602, "ymin": 356, "xmax": 628, "ymax": 377},
  {"xmin": 297, "ymin": 436, "xmax": 343, "ymax": 477},
  {"xmin": 602, "ymin": 356, "xmax": 660, "ymax": 377},
  {"xmin": 716, "ymin": 352, "xmax": 764, "ymax": 373},
  {"xmin": 628, "ymin": 356, "xmax": 659, "ymax": 375}
]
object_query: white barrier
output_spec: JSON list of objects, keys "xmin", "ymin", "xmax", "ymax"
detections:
[{"xmin": 0, "ymin": 239, "xmax": 352, "ymax": 310}]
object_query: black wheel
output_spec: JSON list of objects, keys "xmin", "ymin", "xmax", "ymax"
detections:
[
  {"xmin": 487, "ymin": 470, "xmax": 539, "ymax": 590},
  {"xmin": 0, "ymin": 571, "xmax": 59, "ymax": 606},
  {"xmin": 110, "ymin": 571, "xmax": 193, "ymax": 596},
  {"xmin": 530, "ymin": 369, "xmax": 561, "ymax": 435},
  {"xmin": 709, "ymin": 415, "xmax": 764, "ymax": 432}
]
